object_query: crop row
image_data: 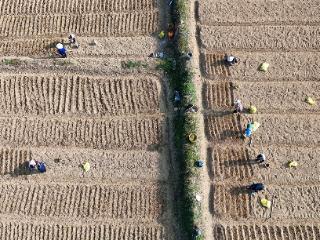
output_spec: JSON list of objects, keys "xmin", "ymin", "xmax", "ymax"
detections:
[
  {"xmin": 202, "ymin": 52, "xmax": 320, "ymax": 80},
  {"xmin": 0, "ymin": 116, "xmax": 163, "ymax": 149},
  {"xmin": 0, "ymin": 36, "xmax": 157, "ymax": 57},
  {"xmin": 214, "ymin": 223, "xmax": 320, "ymax": 240},
  {"xmin": 0, "ymin": 75, "xmax": 160, "ymax": 116},
  {"xmin": 0, "ymin": 146, "xmax": 164, "ymax": 180},
  {"xmin": 202, "ymin": 81, "xmax": 233, "ymax": 109},
  {"xmin": 0, "ymin": 0, "xmax": 157, "ymax": 15},
  {"xmin": 198, "ymin": 0, "xmax": 320, "ymax": 25},
  {"xmin": 200, "ymin": 25, "xmax": 320, "ymax": 51},
  {"xmin": 0, "ymin": 221, "xmax": 167, "ymax": 240},
  {"xmin": 0, "ymin": 12, "xmax": 159, "ymax": 38},
  {"xmin": 212, "ymin": 184, "xmax": 320, "ymax": 220},
  {"xmin": 0, "ymin": 183, "xmax": 164, "ymax": 219}
]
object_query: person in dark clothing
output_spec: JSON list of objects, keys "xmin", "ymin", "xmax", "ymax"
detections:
[
  {"xmin": 224, "ymin": 55, "xmax": 238, "ymax": 66},
  {"xmin": 256, "ymin": 153, "xmax": 266, "ymax": 163},
  {"xmin": 247, "ymin": 183, "xmax": 265, "ymax": 194},
  {"xmin": 256, "ymin": 153, "xmax": 270, "ymax": 167}
]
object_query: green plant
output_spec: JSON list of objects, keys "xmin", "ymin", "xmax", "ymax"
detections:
[
  {"xmin": 164, "ymin": 0, "xmax": 204, "ymax": 239},
  {"xmin": 121, "ymin": 60, "xmax": 148, "ymax": 69},
  {"xmin": 2, "ymin": 58, "xmax": 20, "ymax": 65},
  {"xmin": 156, "ymin": 58, "xmax": 175, "ymax": 73}
]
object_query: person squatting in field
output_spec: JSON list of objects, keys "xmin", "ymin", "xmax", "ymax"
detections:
[
  {"xmin": 256, "ymin": 153, "xmax": 269, "ymax": 168},
  {"xmin": 247, "ymin": 183, "xmax": 265, "ymax": 194},
  {"xmin": 28, "ymin": 160, "xmax": 46, "ymax": 173},
  {"xmin": 224, "ymin": 54, "xmax": 238, "ymax": 66},
  {"xmin": 68, "ymin": 33, "xmax": 79, "ymax": 48},
  {"xmin": 234, "ymin": 99, "xmax": 244, "ymax": 114},
  {"xmin": 56, "ymin": 43, "xmax": 67, "ymax": 58}
]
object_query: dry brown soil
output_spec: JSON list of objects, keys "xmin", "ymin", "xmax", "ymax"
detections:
[
  {"xmin": 0, "ymin": 0, "xmax": 178, "ymax": 239},
  {"xmin": 196, "ymin": 0, "xmax": 320, "ymax": 239}
]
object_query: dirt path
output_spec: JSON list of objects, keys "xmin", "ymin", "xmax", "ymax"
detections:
[{"xmin": 188, "ymin": 0, "xmax": 214, "ymax": 239}]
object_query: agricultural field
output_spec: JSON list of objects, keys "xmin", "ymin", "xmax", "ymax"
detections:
[
  {"xmin": 0, "ymin": 0, "xmax": 178, "ymax": 239},
  {"xmin": 196, "ymin": 0, "xmax": 320, "ymax": 239}
]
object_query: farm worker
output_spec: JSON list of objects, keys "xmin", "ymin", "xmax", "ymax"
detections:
[
  {"xmin": 37, "ymin": 161, "xmax": 46, "ymax": 173},
  {"xmin": 68, "ymin": 34, "xmax": 79, "ymax": 48},
  {"xmin": 256, "ymin": 153, "xmax": 269, "ymax": 167},
  {"xmin": 224, "ymin": 55, "xmax": 238, "ymax": 66},
  {"xmin": 233, "ymin": 99, "xmax": 243, "ymax": 113},
  {"xmin": 243, "ymin": 128, "xmax": 252, "ymax": 138},
  {"xmin": 256, "ymin": 153, "xmax": 266, "ymax": 163},
  {"xmin": 174, "ymin": 90, "xmax": 181, "ymax": 103},
  {"xmin": 243, "ymin": 121, "xmax": 253, "ymax": 138},
  {"xmin": 193, "ymin": 227, "xmax": 202, "ymax": 238},
  {"xmin": 68, "ymin": 34, "xmax": 76, "ymax": 44},
  {"xmin": 28, "ymin": 160, "xmax": 37, "ymax": 171},
  {"xmin": 56, "ymin": 43, "xmax": 67, "ymax": 58},
  {"xmin": 248, "ymin": 183, "xmax": 265, "ymax": 193},
  {"xmin": 195, "ymin": 160, "xmax": 204, "ymax": 168},
  {"xmin": 185, "ymin": 104, "xmax": 198, "ymax": 113}
]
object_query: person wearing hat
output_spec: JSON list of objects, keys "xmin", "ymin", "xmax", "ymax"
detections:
[
  {"xmin": 256, "ymin": 153, "xmax": 266, "ymax": 163},
  {"xmin": 28, "ymin": 160, "xmax": 37, "ymax": 171},
  {"xmin": 56, "ymin": 43, "xmax": 67, "ymax": 58},
  {"xmin": 224, "ymin": 54, "xmax": 238, "ymax": 66},
  {"xmin": 256, "ymin": 153, "xmax": 269, "ymax": 167}
]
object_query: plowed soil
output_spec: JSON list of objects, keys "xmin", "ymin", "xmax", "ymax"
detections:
[
  {"xmin": 198, "ymin": 0, "xmax": 320, "ymax": 25},
  {"xmin": 196, "ymin": 0, "xmax": 320, "ymax": 238},
  {"xmin": 0, "ymin": 0, "xmax": 177, "ymax": 239}
]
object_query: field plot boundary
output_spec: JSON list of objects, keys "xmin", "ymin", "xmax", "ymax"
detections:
[
  {"xmin": 0, "ymin": 146, "xmax": 168, "ymax": 181},
  {"xmin": 199, "ymin": 25, "xmax": 320, "ymax": 51},
  {"xmin": 0, "ymin": 11, "xmax": 159, "ymax": 38},
  {"xmin": 0, "ymin": 181, "xmax": 166, "ymax": 220},
  {"xmin": 0, "ymin": 36, "xmax": 158, "ymax": 57},
  {"xmin": 0, "ymin": 218, "xmax": 168, "ymax": 240},
  {"xmin": 200, "ymin": 50, "xmax": 320, "ymax": 80},
  {"xmin": 0, "ymin": 74, "xmax": 162, "ymax": 116},
  {"xmin": 0, "ymin": 0, "xmax": 157, "ymax": 15},
  {"xmin": 197, "ymin": 0, "xmax": 320, "ymax": 26},
  {"xmin": 213, "ymin": 222, "xmax": 320, "ymax": 240},
  {"xmin": 0, "ymin": 115, "xmax": 165, "ymax": 149}
]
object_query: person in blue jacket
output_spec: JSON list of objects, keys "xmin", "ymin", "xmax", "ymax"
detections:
[
  {"xmin": 56, "ymin": 43, "xmax": 67, "ymax": 58},
  {"xmin": 37, "ymin": 161, "xmax": 46, "ymax": 173}
]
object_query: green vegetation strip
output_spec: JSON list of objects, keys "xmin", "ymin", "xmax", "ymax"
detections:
[{"xmin": 158, "ymin": 0, "xmax": 203, "ymax": 239}]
